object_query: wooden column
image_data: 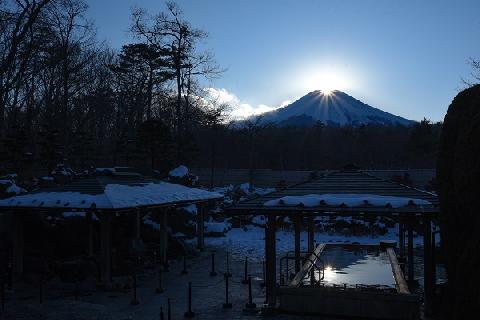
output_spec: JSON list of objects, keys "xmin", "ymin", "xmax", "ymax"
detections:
[
  {"xmin": 399, "ymin": 220, "xmax": 405, "ymax": 259},
  {"xmin": 307, "ymin": 216, "xmax": 314, "ymax": 253},
  {"xmin": 265, "ymin": 213, "xmax": 277, "ymax": 307},
  {"xmin": 160, "ymin": 209, "xmax": 169, "ymax": 267},
  {"xmin": 86, "ymin": 211, "xmax": 94, "ymax": 257},
  {"xmin": 100, "ymin": 212, "xmax": 113, "ymax": 285},
  {"xmin": 407, "ymin": 218, "xmax": 414, "ymax": 283},
  {"xmin": 294, "ymin": 215, "xmax": 301, "ymax": 273},
  {"xmin": 197, "ymin": 204, "xmax": 205, "ymax": 250},
  {"xmin": 135, "ymin": 208, "xmax": 141, "ymax": 241},
  {"xmin": 12, "ymin": 213, "xmax": 24, "ymax": 276},
  {"xmin": 423, "ymin": 217, "xmax": 433, "ymax": 316}
]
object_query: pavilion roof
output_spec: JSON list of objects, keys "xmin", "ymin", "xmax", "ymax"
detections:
[
  {"xmin": 0, "ymin": 173, "xmax": 222, "ymax": 211},
  {"xmin": 227, "ymin": 170, "xmax": 438, "ymax": 216}
]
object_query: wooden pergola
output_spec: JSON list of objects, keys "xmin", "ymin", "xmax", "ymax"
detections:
[
  {"xmin": 226, "ymin": 169, "xmax": 439, "ymax": 313},
  {"xmin": 0, "ymin": 170, "xmax": 222, "ymax": 286}
]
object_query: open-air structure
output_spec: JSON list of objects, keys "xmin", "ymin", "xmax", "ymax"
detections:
[
  {"xmin": 227, "ymin": 168, "xmax": 439, "ymax": 317},
  {"xmin": 0, "ymin": 168, "xmax": 222, "ymax": 286}
]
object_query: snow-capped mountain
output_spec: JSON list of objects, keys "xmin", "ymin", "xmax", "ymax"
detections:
[{"xmin": 258, "ymin": 90, "xmax": 413, "ymax": 126}]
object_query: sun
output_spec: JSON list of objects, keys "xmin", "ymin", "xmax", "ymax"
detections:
[{"xmin": 301, "ymin": 67, "xmax": 351, "ymax": 94}]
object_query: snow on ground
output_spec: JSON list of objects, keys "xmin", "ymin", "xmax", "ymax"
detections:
[
  {"xmin": 0, "ymin": 179, "xmax": 26, "ymax": 194},
  {"xmin": 206, "ymin": 224, "xmax": 426, "ymax": 263},
  {"xmin": 169, "ymin": 165, "xmax": 189, "ymax": 178},
  {"xmin": 0, "ymin": 181, "xmax": 222, "ymax": 209},
  {"xmin": 179, "ymin": 203, "xmax": 197, "ymax": 215},
  {"xmin": 204, "ymin": 221, "xmax": 230, "ymax": 234},
  {"xmin": 264, "ymin": 193, "xmax": 432, "ymax": 208},
  {"xmin": 143, "ymin": 214, "xmax": 161, "ymax": 230}
]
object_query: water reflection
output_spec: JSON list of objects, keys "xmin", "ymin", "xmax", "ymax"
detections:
[{"xmin": 304, "ymin": 245, "xmax": 396, "ymax": 288}]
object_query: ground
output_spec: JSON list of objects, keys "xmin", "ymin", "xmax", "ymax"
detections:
[{"xmin": 1, "ymin": 226, "xmax": 436, "ymax": 320}]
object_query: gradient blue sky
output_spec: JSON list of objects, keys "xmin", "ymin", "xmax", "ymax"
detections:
[{"xmin": 86, "ymin": 0, "xmax": 480, "ymax": 122}]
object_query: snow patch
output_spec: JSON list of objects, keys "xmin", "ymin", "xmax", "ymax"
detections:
[
  {"xmin": 143, "ymin": 215, "xmax": 161, "ymax": 230},
  {"xmin": 169, "ymin": 165, "xmax": 189, "ymax": 178}
]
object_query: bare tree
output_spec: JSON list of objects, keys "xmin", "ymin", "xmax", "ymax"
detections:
[
  {"xmin": 130, "ymin": 1, "xmax": 222, "ymax": 163},
  {"xmin": 0, "ymin": 0, "xmax": 52, "ymax": 135}
]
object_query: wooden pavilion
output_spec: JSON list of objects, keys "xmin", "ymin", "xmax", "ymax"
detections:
[
  {"xmin": 0, "ymin": 168, "xmax": 223, "ymax": 286},
  {"xmin": 226, "ymin": 168, "xmax": 439, "ymax": 314}
]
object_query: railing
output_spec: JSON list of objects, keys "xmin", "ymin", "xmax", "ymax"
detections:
[
  {"xmin": 289, "ymin": 244, "xmax": 327, "ymax": 287},
  {"xmin": 279, "ymin": 251, "xmax": 312, "ymax": 285}
]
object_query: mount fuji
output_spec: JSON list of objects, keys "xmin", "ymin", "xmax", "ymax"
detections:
[{"xmin": 258, "ymin": 90, "xmax": 413, "ymax": 126}]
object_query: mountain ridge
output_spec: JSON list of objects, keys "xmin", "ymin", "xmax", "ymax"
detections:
[{"xmin": 257, "ymin": 90, "xmax": 413, "ymax": 127}]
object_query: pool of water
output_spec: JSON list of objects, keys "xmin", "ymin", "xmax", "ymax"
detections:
[{"xmin": 303, "ymin": 245, "xmax": 397, "ymax": 289}]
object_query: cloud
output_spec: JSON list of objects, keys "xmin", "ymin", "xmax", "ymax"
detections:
[{"xmin": 205, "ymin": 87, "xmax": 285, "ymax": 120}]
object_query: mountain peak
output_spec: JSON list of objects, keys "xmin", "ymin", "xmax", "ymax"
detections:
[{"xmin": 259, "ymin": 91, "xmax": 413, "ymax": 127}]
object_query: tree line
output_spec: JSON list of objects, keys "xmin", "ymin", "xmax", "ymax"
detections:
[{"xmin": 193, "ymin": 118, "xmax": 442, "ymax": 172}]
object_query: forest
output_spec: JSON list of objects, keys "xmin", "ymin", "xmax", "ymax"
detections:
[{"xmin": 0, "ymin": 0, "xmax": 442, "ymax": 185}]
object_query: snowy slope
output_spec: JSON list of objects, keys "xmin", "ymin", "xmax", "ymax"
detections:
[{"xmin": 260, "ymin": 90, "xmax": 413, "ymax": 126}]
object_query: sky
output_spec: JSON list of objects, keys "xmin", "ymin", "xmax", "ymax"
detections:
[{"xmin": 85, "ymin": 0, "xmax": 480, "ymax": 122}]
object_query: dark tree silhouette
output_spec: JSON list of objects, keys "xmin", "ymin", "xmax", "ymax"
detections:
[{"xmin": 437, "ymin": 84, "xmax": 480, "ymax": 319}]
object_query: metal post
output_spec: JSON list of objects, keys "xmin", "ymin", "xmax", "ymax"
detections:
[
  {"xmin": 245, "ymin": 275, "xmax": 256, "ymax": 309},
  {"xmin": 223, "ymin": 273, "xmax": 232, "ymax": 309},
  {"xmin": 294, "ymin": 215, "xmax": 301, "ymax": 273},
  {"xmin": 130, "ymin": 272, "xmax": 139, "ymax": 305},
  {"xmin": 210, "ymin": 253, "xmax": 217, "ymax": 276},
  {"xmin": 241, "ymin": 257, "xmax": 248, "ymax": 284},
  {"xmin": 181, "ymin": 254, "xmax": 188, "ymax": 275},
  {"xmin": 160, "ymin": 306, "xmax": 164, "ymax": 320},
  {"xmin": 265, "ymin": 213, "xmax": 277, "ymax": 307},
  {"xmin": 155, "ymin": 266, "xmax": 163, "ymax": 293},
  {"xmin": 184, "ymin": 282, "xmax": 195, "ymax": 318},
  {"xmin": 197, "ymin": 205, "xmax": 205, "ymax": 251},
  {"xmin": 225, "ymin": 250, "xmax": 231, "ymax": 277}
]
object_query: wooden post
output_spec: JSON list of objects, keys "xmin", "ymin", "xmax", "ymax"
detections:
[
  {"xmin": 407, "ymin": 218, "xmax": 414, "ymax": 283},
  {"xmin": 86, "ymin": 211, "xmax": 94, "ymax": 257},
  {"xmin": 12, "ymin": 213, "xmax": 24, "ymax": 276},
  {"xmin": 399, "ymin": 220, "xmax": 405, "ymax": 259},
  {"xmin": 423, "ymin": 217, "xmax": 433, "ymax": 316},
  {"xmin": 307, "ymin": 216, "xmax": 314, "ymax": 253},
  {"xmin": 100, "ymin": 212, "xmax": 113, "ymax": 285},
  {"xmin": 160, "ymin": 209, "xmax": 168, "ymax": 267},
  {"xmin": 135, "ymin": 208, "xmax": 141, "ymax": 241},
  {"xmin": 265, "ymin": 213, "xmax": 276, "ymax": 307},
  {"xmin": 294, "ymin": 215, "xmax": 301, "ymax": 273},
  {"xmin": 197, "ymin": 204, "xmax": 204, "ymax": 251}
]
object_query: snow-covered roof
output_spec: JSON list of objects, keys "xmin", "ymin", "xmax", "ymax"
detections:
[
  {"xmin": 0, "ymin": 176, "xmax": 222, "ymax": 210},
  {"xmin": 228, "ymin": 170, "xmax": 438, "ymax": 216}
]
